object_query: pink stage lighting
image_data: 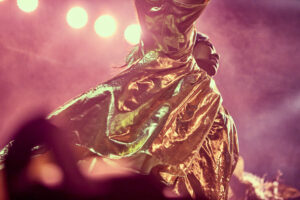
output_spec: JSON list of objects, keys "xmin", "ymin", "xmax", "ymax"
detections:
[
  {"xmin": 17, "ymin": 0, "xmax": 39, "ymax": 13},
  {"xmin": 94, "ymin": 15, "xmax": 117, "ymax": 38},
  {"xmin": 124, "ymin": 24, "xmax": 141, "ymax": 45},
  {"xmin": 66, "ymin": 6, "xmax": 88, "ymax": 29}
]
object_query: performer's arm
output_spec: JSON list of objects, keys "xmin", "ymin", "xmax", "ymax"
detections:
[{"xmin": 193, "ymin": 33, "xmax": 219, "ymax": 76}]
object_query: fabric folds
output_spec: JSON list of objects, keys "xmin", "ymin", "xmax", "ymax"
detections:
[{"xmin": 48, "ymin": 0, "xmax": 239, "ymax": 199}]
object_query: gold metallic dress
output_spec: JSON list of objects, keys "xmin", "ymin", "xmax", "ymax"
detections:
[{"xmin": 49, "ymin": 0, "xmax": 239, "ymax": 199}]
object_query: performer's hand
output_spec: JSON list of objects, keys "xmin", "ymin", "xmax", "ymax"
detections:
[
  {"xmin": 193, "ymin": 33, "xmax": 219, "ymax": 76},
  {"xmin": 26, "ymin": 151, "xmax": 64, "ymax": 187}
]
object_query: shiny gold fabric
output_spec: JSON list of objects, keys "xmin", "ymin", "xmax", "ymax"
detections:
[{"xmin": 48, "ymin": 0, "xmax": 239, "ymax": 199}]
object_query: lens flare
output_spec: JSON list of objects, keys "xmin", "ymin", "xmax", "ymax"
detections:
[
  {"xmin": 94, "ymin": 15, "xmax": 117, "ymax": 38},
  {"xmin": 17, "ymin": 0, "xmax": 39, "ymax": 13},
  {"xmin": 66, "ymin": 6, "xmax": 88, "ymax": 29},
  {"xmin": 124, "ymin": 24, "xmax": 141, "ymax": 45}
]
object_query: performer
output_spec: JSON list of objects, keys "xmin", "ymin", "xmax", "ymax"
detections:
[
  {"xmin": 1, "ymin": 0, "xmax": 239, "ymax": 199},
  {"xmin": 48, "ymin": 0, "xmax": 239, "ymax": 198}
]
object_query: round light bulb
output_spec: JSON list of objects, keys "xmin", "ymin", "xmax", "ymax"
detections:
[
  {"xmin": 94, "ymin": 15, "xmax": 117, "ymax": 38},
  {"xmin": 124, "ymin": 24, "xmax": 141, "ymax": 45},
  {"xmin": 66, "ymin": 6, "xmax": 88, "ymax": 29},
  {"xmin": 17, "ymin": 0, "xmax": 39, "ymax": 13}
]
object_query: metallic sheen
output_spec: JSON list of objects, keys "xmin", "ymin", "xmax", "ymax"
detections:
[{"xmin": 48, "ymin": 0, "xmax": 239, "ymax": 199}]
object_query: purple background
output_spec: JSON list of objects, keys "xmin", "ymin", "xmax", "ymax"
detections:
[{"xmin": 0, "ymin": 0, "xmax": 299, "ymax": 189}]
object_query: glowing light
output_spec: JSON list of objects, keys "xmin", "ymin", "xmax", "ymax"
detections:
[
  {"xmin": 17, "ymin": 0, "xmax": 39, "ymax": 13},
  {"xmin": 94, "ymin": 15, "xmax": 117, "ymax": 38},
  {"xmin": 66, "ymin": 6, "xmax": 88, "ymax": 29},
  {"xmin": 124, "ymin": 24, "xmax": 141, "ymax": 45}
]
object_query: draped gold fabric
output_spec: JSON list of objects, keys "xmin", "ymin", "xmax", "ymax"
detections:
[{"xmin": 48, "ymin": 0, "xmax": 239, "ymax": 199}]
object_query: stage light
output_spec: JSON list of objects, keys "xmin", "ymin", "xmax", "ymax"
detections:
[
  {"xmin": 94, "ymin": 15, "xmax": 117, "ymax": 38},
  {"xmin": 124, "ymin": 24, "xmax": 141, "ymax": 45},
  {"xmin": 17, "ymin": 0, "xmax": 39, "ymax": 13},
  {"xmin": 66, "ymin": 6, "xmax": 88, "ymax": 29}
]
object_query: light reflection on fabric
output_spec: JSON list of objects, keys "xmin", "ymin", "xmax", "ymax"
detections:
[{"xmin": 48, "ymin": 0, "xmax": 239, "ymax": 199}]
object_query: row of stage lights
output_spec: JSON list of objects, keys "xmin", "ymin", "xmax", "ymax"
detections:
[{"xmin": 0, "ymin": 0, "xmax": 142, "ymax": 45}]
